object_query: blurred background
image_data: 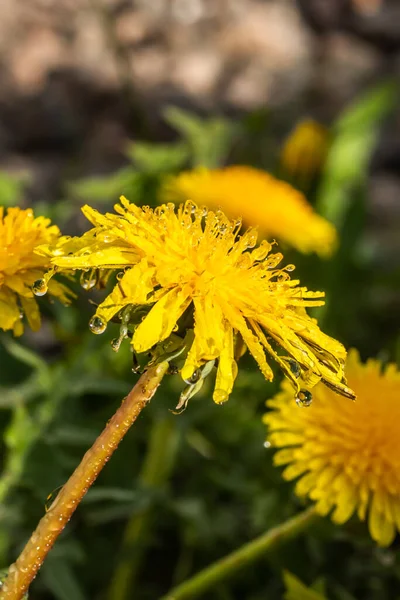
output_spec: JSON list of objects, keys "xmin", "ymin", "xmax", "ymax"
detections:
[{"xmin": 0, "ymin": 1, "xmax": 400, "ymax": 599}]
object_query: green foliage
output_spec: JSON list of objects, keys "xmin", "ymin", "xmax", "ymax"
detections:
[
  {"xmin": 0, "ymin": 173, "xmax": 24, "ymax": 207},
  {"xmin": 283, "ymin": 571, "xmax": 328, "ymax": 600}
]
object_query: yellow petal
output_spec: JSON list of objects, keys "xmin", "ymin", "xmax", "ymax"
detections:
[
  {"xmin": 96, "ymin": 260, "xmax": 156, "ymax": 323},
  {"xmin": 20, "ymin": 296, "xmax": 41, "ymax": 332},
  {"xmin": 133, "ymin": 286, "xmax": 191, "ymax": 353},
  {"xmin": 214, "ymin": 325, "xmax": 238, "ymax": 404},
  {"xmin": 0, "ymin": 288, "xmax": 22, "ymax": 332}
]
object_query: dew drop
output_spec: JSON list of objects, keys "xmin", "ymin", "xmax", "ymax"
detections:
[
  {"xmin": 45, "ymin": 485, "xmax": 63, "ymax": 512},
  {"xmin": 287, "ymin": 359, "xmax": 301, "ymax": 378},
  {"xmin": 80, "ymin": 270, "xmax": 97, "ymax": 290},
  {"xmin": 89, "ymin": 315, "xmax": 107, "ymax": 334},
  {"xmin": 264, "ymin": 440, "xmax": 271, "ymax": 449},
  {"xmin": 295, "ymin": 389, "xmax": 313, "ymax": 407},
  {"xmin": 285, "ymin": 264, "xmax": 295, "ymax": 272},
  {"xmin": 183, "ymin": 368, "xmax": 201, "ymax": 385},
  {"xmin": 214, "ymin": 389, "xmax": 228, "ymax": 404},
  {"xmin": 32, "ymin": 278, "xmax": 48, "ymax": 296},
  {"xmin": 111, "ymin": 338, "xmax": 122, "ymax": 352}
]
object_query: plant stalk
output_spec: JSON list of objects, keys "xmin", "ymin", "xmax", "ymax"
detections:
[
  {"xmin": 0, "ymin": 362, "xmax": 168, "ymax": 600},
  {"xmin": 162, "ymin": 506, "xmax": 318, "ymax": 600}
]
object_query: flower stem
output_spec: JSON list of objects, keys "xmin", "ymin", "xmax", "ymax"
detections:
[
  {"xmin": 0, "ymin": 362, "xmax": 169, "ymax": 600},
  {"xmin": 162, "ymin": 506, "xmax": 318, "ymax": 600}
]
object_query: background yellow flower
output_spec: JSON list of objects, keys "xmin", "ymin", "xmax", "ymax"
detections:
[
  {"xmin": 264, "ymin": 349, "xmax": 400, "ymax": 546},
  {"xmin": 162, "ymin": 166, "xmax": 337, "ymax": 257},
  {"xmin": 280, "ymin": 119, "xmax": 329, "ymax": 183},
  {"xmin": 0, "ymin": 207, "xmax": 74, "ymax": 336}
]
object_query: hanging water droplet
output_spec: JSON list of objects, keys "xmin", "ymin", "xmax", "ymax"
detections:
[
  {"xmin": 80, "ymin": 270, "xmax": 97, "ymax": 290},
  {"xmin": 89, "ymin": 315, "xmax": 107, "ymax": 334},
  {"xmin": 214, "ymin": 388, "xmax": 228, "ymax": 404},
  {"xmin": 287, "ymin": 359, "xmax": 301, "ymax": 378},
  {"xmin": 32, "ymin": 278, "xmax": 48, "ymax": 296},
  {"xmin": 116, "ymin": 271, "xmax": 124, "ymax": 281},
  {"xmin": 183, "ymin": 368, "xmax": 201, "ymax": 385},
  {"xmin": 111, "ymin": 338, "xmax": 122, "ymax": 352},
  {"xmin": 295, "ymin": 389, "xmax": 313, "ymax": 407},
  {"xmin": 264, "ymin": 440, "xmax": 271, "ymax": 449},
  {"xmin": 285, "ymin": 264, "xmax": 295, "ymax": 272},
  {"xmin": 45, "ymin": 485, "xmax": 63, "ymax": 512}
]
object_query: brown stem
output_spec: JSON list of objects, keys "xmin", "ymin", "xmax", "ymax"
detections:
[{"xmin": 0, "ymin": 362, "xmax": 168, "ymax": 600}]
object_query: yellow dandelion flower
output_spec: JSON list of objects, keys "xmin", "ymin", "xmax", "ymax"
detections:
[
  {"xmin": 162, "ymin": 166, "xmax": 336, "ymax": 257},
  {"xmin": 39, "ymin": 198, "xmax": 353, "ymax": 404},
  {"xmin": 0, "ymin": 206, "xmax": 74, "ymax": 336},
  {"xmin": 280, "ymin": 119, "xmax": 329, "ymax": 182},
  {"xmin": 264, "ymin": 349, "xmax": 400, "ymax": 546}
]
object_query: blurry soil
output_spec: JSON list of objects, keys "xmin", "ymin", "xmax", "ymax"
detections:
[{"xmin": 0, "ymin": 0, "xmax": 399, "ymax": 224}]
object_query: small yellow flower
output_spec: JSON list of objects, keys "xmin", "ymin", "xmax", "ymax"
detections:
[
  {"xmin": 39, "ymin": 198, "xmax": 353, "ymax": 404},
  {"xmin": 0, "ymin": 206, "xmax": 74, "ymax": 336},
  {"xmin": 264, "ymin": 349, "xmax": 400, "ymax": 546},
  {"xmin": 162, "ymin": 166, "xmax": 336, "ymax": 257},
  {"xmin": 281, "ymin": 119, "xmax": 329, "ymax": 182}
]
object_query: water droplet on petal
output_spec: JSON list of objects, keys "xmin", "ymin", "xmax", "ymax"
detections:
[
  {"xmin": 285, "ymin": 264, "xmax": 295, "ymax": 272},
  {"xmin": 214, "ymin": 389, "xmax": 229, "ymax": 404},
  {"xmin": 295, "ymin": 389, "xmax": 313, "ymax": 407},
  {"xmin": 183, "ymin": 368, "xmax": 201, "ymax": 385},
  {"xmin": 80, "ymin": 270, "xmax": 97, "ymax": 290},
  {"xmin": 287, "ymin": 359, "xmax": 301, "ymax": 378},
  {"xmin": 89, "ymin": 315, "xmax": 107, "ymax": 334},
  {"xmin": 264, "ymin": 440, "xmax": 271, "ymax": 449},
  {"xmin": 32, "ymin": 279, "xmax": 48, "ymax": 296}
]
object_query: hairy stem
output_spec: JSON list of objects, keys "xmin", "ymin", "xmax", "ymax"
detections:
[
  {"xmin": 162, "ymin": 506, "xmax": 318, "ymax": 600},
  {"xmin": 0, "ymin": 362, "xmax": 168, "ymax": 600}
]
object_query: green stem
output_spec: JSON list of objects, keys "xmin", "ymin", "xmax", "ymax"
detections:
[
  {"xmin": 162, "ymin": 506, "xmax": 319, "ymax": 600},
  {"xmin": 108, "ymin": 417, "xmax": 180, "ymax": 600}
]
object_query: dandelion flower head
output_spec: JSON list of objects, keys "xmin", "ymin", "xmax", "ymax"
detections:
[
  {"xmin": 264, "ymin": 350, "xmax": 400, "ymax": 546},
  {"xmin": 39, "ymin": 198, "xmax": 353, "ymax": 404},
  {"xmin": 280, "ymin": 119, "xmax": 329, "ymax": 182},
  {"xmin": 162, "ymin": 166, "xmax": 336, "ymax": 257},
  {"xmin": 0, "ymin": 207, "xmax": 74, "ymax": 336}
]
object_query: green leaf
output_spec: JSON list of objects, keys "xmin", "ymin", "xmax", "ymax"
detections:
[
  {"xmin": 336, "ymin": 81, "xmax": 398, "ymax": 132},
  {"xmin": 0, "ymin": 336, "xmax": 51, "ymax": 387},
  {"xmin": 82, "ymin": 487, "xmax": 139, "ymax": 503},
  {"xmin": 0, "ymin": 173, "xmax": 24, "ymax": 207},
  {"xmin": 127, "ymin": 141, "xmax": 189, "ymax": 173},
  {"xmin": 67, "ymin": 168, "xmax": 139, "ymax": 202},
  {"xmin": 317, "ymin": 81, "xmax": 398, "ymax": 227},
  {"xmin": 164, "ymin": 106, "xmax": 236, "ymax": 168},
  {"xmin": 283, "ymin": 571, "xmax": 328, "ymax": 600},
  {"xmin": 41, "ymin": 556, "xmax": 87, "ymax": 600}
]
